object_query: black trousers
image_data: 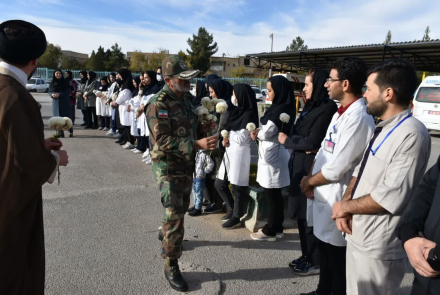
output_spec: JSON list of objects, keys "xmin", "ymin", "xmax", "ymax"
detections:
[
  {"xmin": 262, "ymin": 188, "xmax": 284, "ymax": 236},
  {"xmin": 81, "ymin": 109, "xmax": 89, "ymax": 125},
  {"xmin": 214, "ymin": 178, "xmax": 245, "ymax": 219},
  {"xmin": 70, "ymin": 104, "xmax": 76, "ymax": 124},
  {"xmin": 122, "ymin": 126, "xmax": 134, "ymax": 144},
  {"xmin": 298, "ymin": 219, "xmax": 320, "ymax": 266},
  {"xmin": 100, "ymin": 116, "xmax": 110, "ymax": 128},
  {"xmin": 136, "ymin": 131, "xmax": 148, "ymax": 152},
  {"xmin": 87, "ymin": 107, "xmax": 98, "ymax": 128},
  {"xmin": 316, "ymin": 239, "xmax": 346, "ymax": 295},
  {"xmin": 205, "ymin": 176, "xmax": 224, "ymax": 209},
  {"xmin": 410, "ymin": 277, "xmax": 430, "ymax": 295}
]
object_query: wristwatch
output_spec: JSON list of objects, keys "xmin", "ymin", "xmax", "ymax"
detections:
[{"xmin": 427, "ymin": 248, "xmax": 440, "ymax": 271}]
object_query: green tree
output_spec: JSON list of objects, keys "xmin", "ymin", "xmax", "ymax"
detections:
[
  {"xmin": 105, "ymin": 43, "xmax": 129, "ymax": 71},
  {"xmin": 129, "ymin": 51, "xmax": 149, "ymax": 71},
  {"xmin": 61, "ymin": 56, "xmax": 84, "ymax": 70},
  {"xmin": 177, "ymin": 50, "xmax": 191, "ymax": 68},
  {"xmin": 38, "ymin": 43, "xmax": 62, "ymax": 68},
  {"xmin": 231, "ymin": 66, "xmax": 247, "ymax": 77},
  {"xmin": 94, "ymin": 46, "xmax": 106, "ymax": 70},
  {"xmin": 286, "ymin": 36, "xmax": 308, "ymax": 51},
  {"xmin": 86, "ymin": 50, "xmax": 96, "ymax": 70},
  {"xmin": 422, "ymin": 26, "xmax": 431, "ymax": 41},
  {"xmin": 187, "ymin": 27, "xmax": 218, "ymax": 74},
  {"xmin": 147, "ymin": 48, "xmax": 169, "ymax": 70},
  {"xmin": 384, "ymin": 30, "xmax": 392, "ymax": 44}
]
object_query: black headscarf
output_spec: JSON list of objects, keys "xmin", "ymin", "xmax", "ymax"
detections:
[
  {"xmin": 302, "ymin": 68, "xmax": 329, "ymax": 113},
  {"xmin": 65, "ymin": 70, "xmax": 73, "ymax": 82},
  {"xmin": 143, "ymin": 70, "xmax": 162, "ymax": 96},
  {"xmin": 79, "ymin": 70, "xmax": 87, "ymax": 84},
  {"xmin": 208, "ymin": 79, "xmax": 236, "ymax": 110},
  {"xmin": 260, "ymin": 75, "xmax": 296, "ymax": 131},
  {"xmin": 87, "ymin": 71, "xmax": 97, "ymax": 82},
  {"xmin": 193, "ymin": 80, "xmax": 208, "ymax": 106},
  {"xmin": 132, "ymin": 76, "xmax": 141, "ymax": 97},
  {"xmin": 205, "ymin": 74, "xmax": 220, "ymax": 87},
  {"xmin": 117, "ymin": 68, "xmax": 134, "ymax": 92},
  {"xmin": 99, "ymin": 76, "xmax": 109, "ymax": 92},
  {"xmin": 50, "ymin": 69, "xmax": 69, "ymax": 92},
  {"xmin": 227, "ymin": 84, "xmax": 259, "ymax": 131}
]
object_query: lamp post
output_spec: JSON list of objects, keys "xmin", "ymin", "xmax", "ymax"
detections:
[{"xmin": 269, "ymin": 34, "xmax": 273, "ymax": 77}]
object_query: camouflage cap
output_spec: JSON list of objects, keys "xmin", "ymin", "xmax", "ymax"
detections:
[{"xmin": 162, "ymin": 55, "xmax": 200, "ymax": 80}]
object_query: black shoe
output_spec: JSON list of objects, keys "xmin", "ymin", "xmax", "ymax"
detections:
[
  {"xmin": 221, "ymin": 210, "xmax": 233, "ymax": 221},
  {"xmin": 188, "ymin": 209, "xmax": 202, "ymax": 217},
  {"xmin": 292, "ymin": 261, "xmax": 320, "ymax": 276},
  {"xmin": 92, "ymin": 126, "xmax": 99, "ymax": 129},
  {"xmin": 187, "ymin": 206, "xmax": 195, "ymax": 213},
  {"xmin": 202, "ymin": 200, "xmax": 211, "ymax": 207},
  {"xmin": 222, "ymin": 217, "xmax": 241, "ymax": 229},
  {"xmin": 80, "ymin": 123, "xmax": 87, "ymax": 126},
  {"xmin": 204, "ymin": 204, "xmax": 223, "ymax": 214},
  {"xmin": 164, "ymin": 259, "xmax": 188, "ymax": 292},
  {"xmin": 84, "ymin": 126, "xmax": 92, "ymax": 129},
  {"xmin": 289, "ymin": 255, "xmax": 306, "ymax": 268},
  {"xmin": 158, "ymin": 230, "xmax": 164, "ymax": 242}
]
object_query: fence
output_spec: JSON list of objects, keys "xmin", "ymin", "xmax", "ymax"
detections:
[{"xmin": 34, "ymin": 68, "xmax": 141, "ymax": 81}]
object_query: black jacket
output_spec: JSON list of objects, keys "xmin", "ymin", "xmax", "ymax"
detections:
[
  {"xmin": 398, "ymin": 156, "xmax": 440, "ymax": 295},
  {"xmin": 284, "ymin": 99, "xmax": 337, "ymax": 200}
]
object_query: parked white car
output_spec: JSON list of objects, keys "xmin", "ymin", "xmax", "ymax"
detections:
[
  {"xmin": 252, "ymin": 87, "xmax": 264, "ymax": 101},
  {"xmin": 26, "ymin": 78, "xmax": 49, "ymax": 93}
]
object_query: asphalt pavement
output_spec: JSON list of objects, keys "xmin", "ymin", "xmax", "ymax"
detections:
[{"xmin": 36, "ymin": 93, "xmax": 437, "ymax": 294}]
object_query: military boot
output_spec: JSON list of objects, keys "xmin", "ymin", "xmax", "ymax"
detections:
[
  {"xmin": 158, "ymin": 230, "xmax": 164, "ymax": 241},
  {"xmin": 164, "ymin": 258, "xmax": 188, "ymax": 292}
]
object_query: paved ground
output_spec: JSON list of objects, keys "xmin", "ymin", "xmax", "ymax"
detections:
[{"xmin": 37, "ymin": 93, "xmax": 439, "ymax": 295}]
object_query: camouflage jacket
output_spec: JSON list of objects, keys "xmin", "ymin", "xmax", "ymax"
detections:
[{"xmin": 146, "ymin": 84, "xmax": 199, "ymax": 177}]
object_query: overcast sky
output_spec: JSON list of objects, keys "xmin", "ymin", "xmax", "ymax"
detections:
[{"xmin": 1, "ymin": 0, "xmax": 439, "ymax": 57}]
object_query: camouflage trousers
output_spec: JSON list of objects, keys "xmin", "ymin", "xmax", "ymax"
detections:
[{"xmin": 158, "ymin": 174, "xmax": 192, "ymax": 259}]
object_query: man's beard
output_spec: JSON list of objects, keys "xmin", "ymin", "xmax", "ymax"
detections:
[
  {"xmin": 171, "ymin": 79, "xmax": 190, "ymax": 93},
  {"xmin": 367, "ymin": 94, "xmax": 388, "ymax": 117}
]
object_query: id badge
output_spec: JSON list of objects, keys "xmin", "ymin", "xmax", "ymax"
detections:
[{"xmin": 324, "ymin": 139, "xmax": 335, "ymax": 154}]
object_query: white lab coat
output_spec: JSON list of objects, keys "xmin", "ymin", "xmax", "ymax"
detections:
[
  {"xmin": 256, "ymin": 120, "xmax": 290, "ymax": 189},
  {"xmin": 116, "ymin": 89, "xmax": 132, "ymax": 126},
  {"xmin": 308, "ymin": 98, "xmax": 375, "ymax": 246},
  {"xmin": 218, "ymin": 129, "xmax": 252, "ymax": 186},
  {"xmin": 137, "ymin": 94, "xmax": 155, "ymax": 137},
  {"xmin": 103, "ymin": 82, "xmax": 117, "ymax": 117},
  {"xmin": 129, "ymin": 95, "xmax": 141, "ymax": 136}
]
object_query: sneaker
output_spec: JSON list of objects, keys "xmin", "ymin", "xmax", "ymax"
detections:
[
  {"xmin": 106, "ymin": 131, "xmax": 115, "ymax": 136},
  {"xmin": 142, "ymin": 150, "xmax": 150, "ymax": 158},
  {"xmin": 222, "ymin": 217, "xmax": 241, "ymax": 229},
  {"xmin": 103, "ymin": 127, "xmax": 110, "ymax": 131},
  {"xmin": 250, "ymin": 229, "xmax": 276, "ymax": 241},
  {"xmin": 221, "ymin": 210, "xmax": 233, "ymax": 222},
  {"xmin": 131, "ymin": 148, "xmax": 138, "ymax": 152},
  {"xmin": 123, "ymin": 143, "xmax": 136, "ymax": 149},
  {"xmin": 112, "ymin": 133, "xmax": 122, "ymax": 138},
  {"xmin": 289, "ymin": 255, "xmax": 306, "ymax": 268},
  {"xmin": 187, "ymin": 206, "xmax": 195, "ymax": 213},
  {"xmin": 98, "ymin": 127, "xmax": 104, "ymax": 130},
  {"xmin": 188, "ymin": 209, "xmax": 202, "ymax": 217},
  {"xmin": 293, "ymin": 262, "xmax": 320, "ymax": 276},
  {"xmin": 133, "ymin": 150, "xmax": 143, "ymax": 154},
  {"xmin": 276, "ymin": 232, "xmax": 284, "ymax": 239},
  {"xmin": 203, "ymin": 204, "xmax": 223, "ymax": 214},
  {"xmin": 144, "ymin": 158, "xmax": 152, "ymax": 165}
]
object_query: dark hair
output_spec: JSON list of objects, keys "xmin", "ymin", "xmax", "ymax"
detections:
[
  {"xmin": 330, "ymin": 57, "xmax": 367, "ymax": 97},
  {"xmin": 367, "ymin": 59, "xmax": 417, "ymax": 107}
]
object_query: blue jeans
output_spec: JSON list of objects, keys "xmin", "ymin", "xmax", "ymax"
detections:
[{"xmin": 192, "ymin": 179, "xmax": 205, "ymax": 210}]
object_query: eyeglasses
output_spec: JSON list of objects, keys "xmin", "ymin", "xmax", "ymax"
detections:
[{"xmin": 325, "ymin": 78, "xmax": 345, "ymax": 84}]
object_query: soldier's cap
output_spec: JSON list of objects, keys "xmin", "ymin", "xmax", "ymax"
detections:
[{"xmin": 162, "ymin": 55, "xmax": 200, "ymax": 80}]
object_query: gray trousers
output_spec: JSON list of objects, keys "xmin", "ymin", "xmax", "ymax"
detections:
[{"xmin": 346, "ymin": 241, "xmax": 408, "ymax": 295}]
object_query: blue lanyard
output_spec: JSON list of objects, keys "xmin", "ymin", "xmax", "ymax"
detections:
[
  {"xmin": 299, "ymin": 111, "xmax": 308, "ymax": 118},
  {"xmin": 370, "ymin": 114, "xmax": 412, "ymax": 156}
]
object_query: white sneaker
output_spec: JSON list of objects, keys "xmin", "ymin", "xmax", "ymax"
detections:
[
  {"xmin": 133, "ymin": 150, "xmax": 143, "ymax": 154},
  {"xmin": 106, "ymin": 131, "xmax": 115, "ymax": 136},
  {"xmin": 131, "ymin": 148, "xmax": 138, "ymax": 152},
  {"xmin": 144, "ymin": 158, "xmax": 152, "ymax": 165},
  {"xmin": 142, "ymin": 158, "xmax": 149, "ymax": 163},
  {"xmin": 250, "ymin": 229, "xmax": 276, "ymax": 241},
  {"xmin": 276, "ymin": 232, "xmax": 284, "ymax": 239},
  {"xmin": 142, "ymin": 149, "xmax": 150, "ymax": 158},
  {"xmin": 123, "ymin": 143, "xmax": 136, "ymax": 149},
  {"xmin": 103, "ymin": 127, "xmax": 110, "ymax": 131}
]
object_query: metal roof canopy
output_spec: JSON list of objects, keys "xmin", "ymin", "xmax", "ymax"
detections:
[{"xmin": 245, "ymin": 40, "xmax": 440, "ymax": 72}]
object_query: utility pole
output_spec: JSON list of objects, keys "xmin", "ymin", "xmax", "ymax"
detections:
[
  {"xmin": 269, "ymin": 34, "xmax": 273, "ymax": 77},
  {"xmin": 222, "ymin": 53, "xmax": 226, "ymax": 78}
]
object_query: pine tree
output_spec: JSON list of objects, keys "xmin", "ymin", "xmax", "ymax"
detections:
[
  {"xmin": 187, "ymin": 27, "xmax": 218, "ymax": 74},
  {"xmin": 384, "ymin": 30, "xmax": 392, "ymax": 44},
  {"xmin": 38, "ymin": 43, "xmax": 62, "ymax": 68},
  {"xmin": 286, "ymin": 36, "xmax": 308, "ymax": 52},
  {"xmin": 86, "ymin": 50, "xmax": 96, "ymax": 70},
  {"xmin": 105, "ymin": 43, "xmax": 129, "ymax": 71},
  {"xmin": 94, "ymin": 46, "xmax": 106, "ymax": 70},
  {"xmin": 422, "ymin": 26, "xmax": 431, "ymax": 42}
]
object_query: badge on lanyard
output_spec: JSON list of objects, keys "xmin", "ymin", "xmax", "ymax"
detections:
[{"xmin": 324, "ymin": 125, "xmax": 336, "ymax": 154}]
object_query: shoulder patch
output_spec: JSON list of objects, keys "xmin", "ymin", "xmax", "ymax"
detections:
[{"xmin": 158, "ymin": 110, "xmax": 168, "ymax": 118}]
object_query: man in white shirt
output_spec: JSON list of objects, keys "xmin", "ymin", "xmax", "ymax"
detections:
[
  {"xmin": 300, "ymin": 57, "xmax": 375, "ymax": 295},
  {"xmin": 332, "ymin": 59, "xmax": 431, "ymax": 295}
]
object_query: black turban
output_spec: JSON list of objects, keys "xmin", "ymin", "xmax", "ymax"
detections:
[{"xmin": 0, "ymin": 20, "xmax": 47, "ymax": 64}]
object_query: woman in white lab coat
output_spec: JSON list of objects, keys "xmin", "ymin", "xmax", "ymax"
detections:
[
  {"xmin": 250, "ymin": 75, "xmax": 297, "ymax": 241},
  {"xmin": 112, "ymin": 69, "xmax": 134, "ymax": 147},
  {"xmin": 215, "ymin": 84, "xmax": 259, "ymax": 229}
]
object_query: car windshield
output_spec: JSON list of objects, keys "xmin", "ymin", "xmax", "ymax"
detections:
[
  {"xmin": 415, "ymin": 87, "xmax": 440, "ymax": 103},
  {"xmin": 252, "ymin": 88, "xmax": 261, "ymax": 94},
  {"xmin": 28, "ymin": 79, "xmax": 36, "ymax": 84}
]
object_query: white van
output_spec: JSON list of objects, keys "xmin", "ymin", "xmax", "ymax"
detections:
[{"xmin": 412, "ymin": 76, "xmax": 440, "ymax": 131}]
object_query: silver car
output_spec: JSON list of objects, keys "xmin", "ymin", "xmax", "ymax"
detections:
[{"xmin": 26, "ymin": 78, "xmax": 49, "ymax": 93}]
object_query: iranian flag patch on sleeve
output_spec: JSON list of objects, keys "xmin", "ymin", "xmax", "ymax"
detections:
[{"xmin": 158, "ymin": 110, "xmax": 168, "ymax": 118}]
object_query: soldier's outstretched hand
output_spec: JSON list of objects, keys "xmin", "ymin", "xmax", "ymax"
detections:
[{"xmin": 196, "ymin": 135, "xmax": 218, "ymax": 150}]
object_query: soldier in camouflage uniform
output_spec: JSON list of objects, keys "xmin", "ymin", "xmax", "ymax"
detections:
[{"xmin": 146, "ymin": 55, "xmax": 217, "ymax": 292}]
